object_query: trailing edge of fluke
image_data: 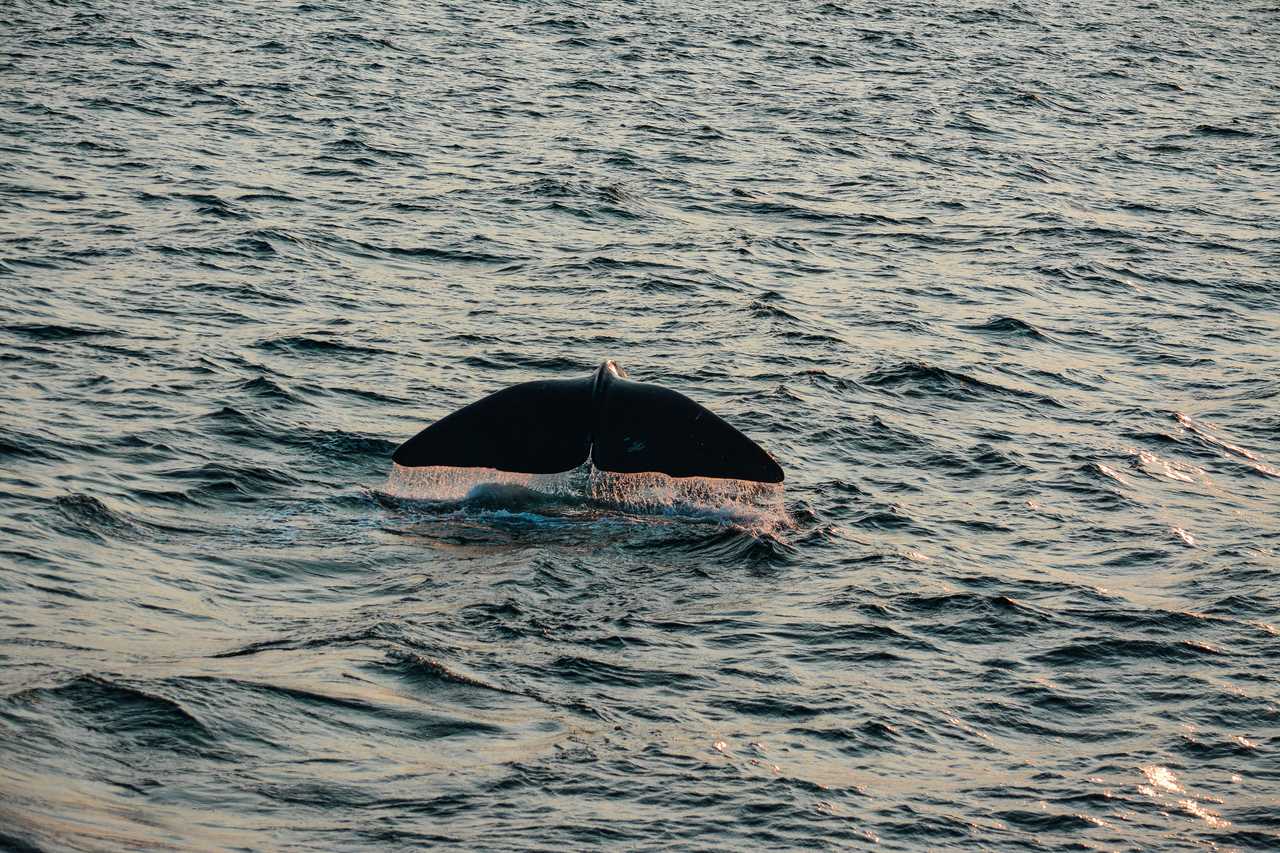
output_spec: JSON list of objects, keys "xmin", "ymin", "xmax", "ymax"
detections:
[{"xmin": 392, "ymin": 360, "xmax": 784, "ymax": 484}]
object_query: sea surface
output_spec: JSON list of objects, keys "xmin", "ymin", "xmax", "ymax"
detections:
[{"xmin": 2, "ymin": 1, "xmax": 1278, "ymax": 850}]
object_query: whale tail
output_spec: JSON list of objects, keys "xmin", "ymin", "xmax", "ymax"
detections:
[{"xmin": 392, "ymin": 361, "xmax": 784, "ymax": 484}]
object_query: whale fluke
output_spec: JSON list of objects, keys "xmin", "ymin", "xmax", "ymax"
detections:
[
  {"xmin": 391, "ymin": 377, "xmax": 592, "ymax": 475},
  {"xmin": 392, "ymin": 361, "xmax": 783, "ymax": 484}
]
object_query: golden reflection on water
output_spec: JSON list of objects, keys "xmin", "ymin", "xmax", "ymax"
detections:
[
  {"xmin": 1141, "ymin": 764, "xmax": 1184, "ymax": 794},
  {"xmin": 1138, "ymin": 765, "xmax": 1232, "ymax": 830}
]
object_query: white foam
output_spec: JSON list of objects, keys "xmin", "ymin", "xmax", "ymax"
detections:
[
  {"xmin": 588, "ymin": 467, "xmax": 783, "ymax": 524},
  {"xmin": 380, "ymin": 462, "xmax": 590, "ymax": 502},
  {"xmin": 379, "ymin": 462, "xmax": 787, "ymax": 530}
]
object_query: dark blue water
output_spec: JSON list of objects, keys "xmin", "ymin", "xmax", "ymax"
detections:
[{"xmin": 3, "ymin": 1, "xmax": 1279, "ymax": 849}]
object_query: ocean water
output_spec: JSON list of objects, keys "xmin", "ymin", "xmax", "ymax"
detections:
[{"xmin": 2, "ymin": 0, "xmax": 1278, "ymax": 849}]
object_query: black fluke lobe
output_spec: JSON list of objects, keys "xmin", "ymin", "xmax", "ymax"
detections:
[{"xmin": 392, "ymin": 360, "xmax": 784, "ymax": 484}]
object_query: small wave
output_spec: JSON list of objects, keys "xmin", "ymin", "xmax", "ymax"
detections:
[
  {"xmin": 1175, "ymin": 413, "xmax": 1279, "ymax": 478},
  {"xmin": 298, "ymin": 166, "xmax": 358, "ymax": 178},
  {"xmin": 5, "ymin": 674, "xmax": 220, "ymax": 753},
  {"xmin": 1086, "ymin": 461, "xmax": 1133, "ymax": 486},
  {"xmin": 160, "ymin": 461, "xmax": 301, "ymax": 500},
  {"xmin": 289, "ymin": 428, "xmax": 398, "ymax": 459},
  {"xmin": 529, "ymin": 17, "xmax": 588, "ymax": 31},
  {"xmin": 237, "ymin": 375, "xmax": 301, "ymax": 403},
  {"xmin": 635, "ymin": 523, "xmax": 798, "ymax": 565},
  {"xmin": 195, "ymin": 404, "xmax": 267, "ymax": 441},
  {"xmin": 73, "ymin": 140, "xmax": 128, "ymax": 156},
  {"xmin": 0, "ymin": 429, "xmax": 68, "ymax": 462},
  {"xmin": 2, "ymin": 322, "xmax": 116, "ymax": 341},
  {"xmin": 256, "ymin": 334, "xmax": 390, "ymax": 357},
  {"xmin": 864, "ymin": 361, "xmax": 1064, "ymax": 409},
  {"xmin": 323, "ymin": 138, "xmax": 416, "ymax": 163},
  {"xmin": 211, "ymin": 621, "xmax": 412, "ymax": 659},
  {"xmin": 549, "ymin": 655, "xmax": 703, "ymax": 689},
  {"xmin": 749, "ymin": 300, "xmax": 801, "ymax": 321},
  {"xmin": 1193, "ymin": 124, "xmax": 1254, "ymax": 138},
  {"xmin": 347, "ymin": 238, "xmax": 525, "ymax": 265},
  {"xmin": 381, "ymin": 651, "xmax": 521, "ymax": 695},
  {"xmin": 459, "ymin": 352, "xmax": 583, "ymax": 373},
  {"xmin": 1132, "ymin": 449, "xmax": 1200, "ymax": 484},
  {"xmin": 52, "ymin": 494, "xmax": 147, "ymax": 541},
  {"xmin": 315, "ymin": 384, "xmax": 410, "ymax": 404},
  {"xmin": 962, "ymin": 316, "xmax": 1055, "ymax": 342},
  {"xmin": 1030, "ymin": 638, "xmax": 1226, "ymax": 666},
  {"xmin": 314, "ymin": 31, "xmax": 403, "ymax": 51}
]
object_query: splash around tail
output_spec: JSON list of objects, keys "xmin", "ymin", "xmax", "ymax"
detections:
[{"xmin": 375, "ymin": 461, "xmax": 789, "ymax": 532}]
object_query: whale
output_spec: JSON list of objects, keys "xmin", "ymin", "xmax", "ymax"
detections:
[{"xmin": 392, "ymin": 360, "xmax": 784, "ymax": 484}]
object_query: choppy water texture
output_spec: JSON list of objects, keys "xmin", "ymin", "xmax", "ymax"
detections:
[{"xmin": 3, "ymin": 0, "xmax": 1279, "ymax": 849}]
